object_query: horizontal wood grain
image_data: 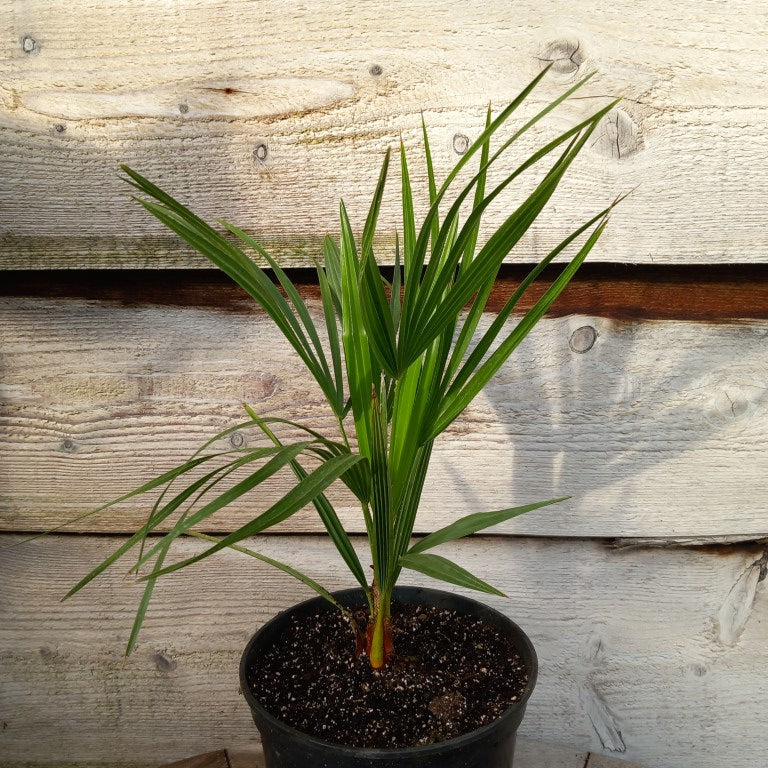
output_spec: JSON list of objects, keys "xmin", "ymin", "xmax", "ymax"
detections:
[
  {"xmin": 1, "ymin": 534, "xmax": 765, "ymax": 768},
  {"xmin": 1, "ymin": 291, "xmax": 766, "ymax": 538},
  {"xmin": 2, "ymin": 0, "xmax": 768, "ymax": 267}
]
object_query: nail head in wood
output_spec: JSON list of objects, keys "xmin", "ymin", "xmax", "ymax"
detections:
[
  {"xmin": 452, "ymin": 133, "xmax": 470, "ymax": 155},
  {"xmin": 687, "ymin": 662, "xmax": 707, "ymax": 677},
  {"xmin": 54, "ymin": 123, "xmax": 66, "ymax": 133},
  {"xmin": 61, "ymin": 438, "xmax": 75, "ymax": 452},
  {"xmin": 21, "ymin": 35, "xmax": 37, "ymax": 53},
  {"xmin": 569, "ymin": 325, "xmax": 597, "ymax": 353},
  {"xmin": 253, "ymin": 142, "xmax": 269, "ymax": 162},
  {"xmin": 179, "ymin": 103, "xmax": 190, "ymax": 114},
  {"xmin": 230, "ymin": 432, "xmax": 245, "ymax": 449},
  {"xmin": 369, "ymin": 63, "xmax": 383, "ymax": 76}
]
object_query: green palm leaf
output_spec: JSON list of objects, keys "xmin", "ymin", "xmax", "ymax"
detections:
[
  {"xmin": 413, "ymin": 100, "xmax": 619, "ymax": 340},
  {"xmin": 339, "ymin": 201, "xmax": 375, "ymax": 459},
  {"xmin": 315, "ymin": 258, "xmax": 345, "ymax": 410},
  {"xmin": 122, "ymin": 168, "xmax": 339, "ymax": 411},
  {"xmin": 370, "ymin": 386, "xmax": 392, "ymax": 590},
  {"xmin": 401, "ymin": 125, "xmax": 597, "ymax": 370},
  {"xmin": 399, "ymin": 552, "xmax": 505, "ymax": 597},
  {"xmin": 322, "ymin": 235, "xmax": 343, "ymax": 317},
  {"xmin": 139, "ymin": 452, "xmax": 364, "ymax": 580},
  {"xmin": 131, "ymin": 441, "xmax": 319, "ymax": 570},
  {"xmin": 430, "ymin": 217, "xmax": 610, "ymax": 439},
  {"xmin": 249, "ymin": 411, "xmax": 371, "ymax": 599},
  {"xmin": 408, "ymin": 497, "xmax": 569, "ymax": 555},
  {"xmin": 63, "ymin": 455, "xmax": 255, "ymax": 599}
]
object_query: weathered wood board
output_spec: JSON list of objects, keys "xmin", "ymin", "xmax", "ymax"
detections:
[
  {"xmin": 2, "ymin": 0, "xmax": 768, "ymax": 267},
  {"xmin": 2, "ymin": 291, "xmax": 766, "ymax": 538},
  {"xmin": 1, "ymin": 534, "xmax": 765, "ymax": 768}
]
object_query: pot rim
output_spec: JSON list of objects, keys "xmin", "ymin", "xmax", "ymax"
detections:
[{"xmin": 239, "ymin": 585, "xmax": 538, "ymax": 758}]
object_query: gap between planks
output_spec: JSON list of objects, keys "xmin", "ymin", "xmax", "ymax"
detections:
[{"xmin": 3, "ymin": 264, "xmax": 768, "ymax": 321}]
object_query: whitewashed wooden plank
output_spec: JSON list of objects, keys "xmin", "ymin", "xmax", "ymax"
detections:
[
  {"xmin": 1, "ymin": 1, "xmax": 767, "ymax": 266},
  {"xmin": 0, "ymin": 534, "xmax": 765, "ymax": 768},
  {"xmin": 1, "ymin": 295, "xmax": 767, "ymax": 538}
]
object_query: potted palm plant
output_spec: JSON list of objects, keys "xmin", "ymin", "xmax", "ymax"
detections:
[{"xmin": 62, "ymin": 67, "xmax": 620, "ymax": 767}]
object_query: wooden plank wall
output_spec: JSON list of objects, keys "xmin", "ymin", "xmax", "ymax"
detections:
[{"xmin": 1, "ymin": 3, "xmax": 767, "ymax": 768}]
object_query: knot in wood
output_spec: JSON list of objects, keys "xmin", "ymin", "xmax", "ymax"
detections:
[
  {"xmin": 539, "ymin": 38, "xmax": 584, "ymax": 75},
  {"xmin": 593, "ymin": 108, "xmax": 640, "ymax": 160},
  {"xmin": 702, "ymin": 373, "xmax": 763, "ymax": 432}
]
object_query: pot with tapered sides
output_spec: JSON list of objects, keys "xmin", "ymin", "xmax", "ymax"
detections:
[{"xmin": 240, "ymin": 586, "xmax": 538, "ymax": 768}]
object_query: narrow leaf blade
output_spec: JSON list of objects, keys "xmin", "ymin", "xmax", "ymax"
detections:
[
  {"xmin": 399, "ymin": 552, "xmax": 505, "ymax": 597},
  {"xmin": 141, "ymin": 453, "xmax": 364, "ymax": 580},
  {"xmin": 408, "ymin": 497, "xmax": 569, "ymax": 554}
]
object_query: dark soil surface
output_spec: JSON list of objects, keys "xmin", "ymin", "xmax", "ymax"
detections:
[{"xmin": 245, "ymin": 602, "xmax": 528, "ymax": 749}]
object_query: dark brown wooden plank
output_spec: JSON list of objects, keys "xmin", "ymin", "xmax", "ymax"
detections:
[
  {"xmin": 225, "ymin": 749, "xmax": 264, "ymax": 768},
  {"xmin": 162, "ymin": 752, "xmax": 229, "ymax": 768},
  {"xmin": 586, "ymin": 755, "xmax": 649, "ymax": 768},
  {"xmin": 3, "ymin": 264, "xmax": 767, "ymax": 321}
]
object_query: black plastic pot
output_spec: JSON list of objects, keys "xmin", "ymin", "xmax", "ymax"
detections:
[{"xmin": 240, "ymin": 586, "xmax": 538, "ymax": 768}]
